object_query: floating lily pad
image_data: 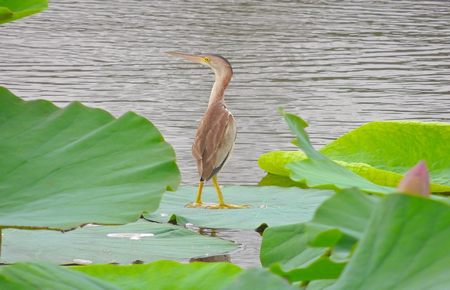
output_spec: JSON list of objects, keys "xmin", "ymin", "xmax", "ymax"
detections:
[
  {"xmin": 0, "ymin": 87, "xmax": 180, "ymax": 230},
  {"xmin": 1, "ymin": 220, "xmax": 235, "ymax": 264},
  {"xmin": 0, "ymin": 0, "xmax": 47, "ymax": 24},
  {"xmin": 328, "ymin": 194, "xmax": 450, "ymax": 290},
  {"xmin": 259, "ymin": 120, "xmax": 450, "ymax": 193},
  {"xmin": 145, "ymin": 186, "xmax": 332, "ymax": 230}
]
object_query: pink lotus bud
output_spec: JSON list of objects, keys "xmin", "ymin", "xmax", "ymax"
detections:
[{"xmin": 397, "ymin": 160, "xmax": 430, "ymax": 196}]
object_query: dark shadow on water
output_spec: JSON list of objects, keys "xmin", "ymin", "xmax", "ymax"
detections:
[
  {"xmin": 186, "ymin": 226, "xmax": 262, "ymax": 268},
  {"xmin": 190, "ymin": 254, "xmax": 231, "ymax": 263}
]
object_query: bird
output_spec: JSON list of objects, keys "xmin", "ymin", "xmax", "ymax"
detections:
[{"xmin": 167, "ymin": 51, "xmax": 249, "ymax": 209}]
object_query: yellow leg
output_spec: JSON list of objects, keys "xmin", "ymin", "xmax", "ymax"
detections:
[
  {"xmin": 185, "ymin": 180, "xmax": 204, "ymax": 208},
  {"xmin": 195, "ymin": 180, "xmax": 204, "ymax": 204},
  {"xmin": 212, "ymin": 175, "xmax": 225, "ymax": 206},
  {"xmin": 205, "ymin": 176, "xmax": 250, "ymax": 209}
]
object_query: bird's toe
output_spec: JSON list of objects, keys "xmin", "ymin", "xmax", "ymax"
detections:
[
  {"xmin": 204, "ymin": 203, "xmax": 250, "ymax": 209},
  {"xmin": 185, "ymin": 202, "xmax": 204, "ymax": 208}
]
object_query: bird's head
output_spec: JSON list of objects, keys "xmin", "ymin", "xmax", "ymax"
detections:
[{"xmin": 167, "ymin": 51, "xmax": 233, "ymax": 78}]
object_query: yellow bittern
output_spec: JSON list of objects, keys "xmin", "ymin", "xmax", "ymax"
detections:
[{"xmin": 168, "ymin": 52, "xmax": 248, "ymax": 209}]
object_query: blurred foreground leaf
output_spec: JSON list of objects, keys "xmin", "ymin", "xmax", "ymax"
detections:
[
  {"xmin": 0, "ymin": 262, "xmax": 117, "ymax": 290},
  {"xmin": 0, "ymin": 87, "xmax": 180, "ymax": 230},
  {"xmin": 260, "ymin": 189, "xmax": 376, "ymax": 282},
  {"xmin": 328, "ymin": 194, "xmax": 450, "ymax": 290},
  {"xmin": 0, "ymin": 0, "xmax": 48, "ymax": 24},
  {"xmin": 0, "ymin": 260, "xmax": 298, "ymax": 290}
]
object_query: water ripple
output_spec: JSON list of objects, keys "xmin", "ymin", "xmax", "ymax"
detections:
[{"xmin": 1, "ymin": 0, "xmax": 449, "ymax": 185}]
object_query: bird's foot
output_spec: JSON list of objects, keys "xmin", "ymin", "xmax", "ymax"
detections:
[
  {"xmin": 185, "ymin": 202, "xmax": 250, "ymax": 209},
  {"xmin": 204, "ymin": 203, "xmax": 250, "ymax": 209},
  {"xmin": 185, "ymin": 202, "xmax": 204, "ymax": 208}
]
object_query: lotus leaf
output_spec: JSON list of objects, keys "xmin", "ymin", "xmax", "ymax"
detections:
[
  {"xmin": 328, "ymin": 194, "xmax": 450, "ymax": 290},
  {"xmin": 260, "ymin": 223, "xmax": 347, "ymax": 282},
  {"xmin": 0, "ymin": 87, "xmax": 180, "ymax": 230},
  {"xmin": 0, "ymin": 261, "xmax": 239, "ymax": 290},
  {"xmin": 258, "ymin": 173, "xmax": 307, "ymax": 188},
  {"xmin": 0, "ymin": 260, "xmax": 298, "ymax": 290},
  {"xmin": 261, "ymin": 187, "xmax": 450, "ymax": 288},
  {"xmin": 76, "ymin": 261, "xmax": 242, "ymax": 289},
  {"xmin": 311, "ymin": 189, "xmax": 378, "ymax": 239},
  {"xmin": 1, "ymin": 220, "xmax": 235, "ymax": 264},
  {"xmin": 0, "ymin": 0, "xmax": 47, "ymax": 24},
  {"xmin": 307, "ymin": 280, "xmax": 336, "ymax": 290},
  {"xmin": 145, "ymin": 186, "xmax": 332, "ymax": 230},
  {"xmin": 260, "ymin": 189, "xmax": 373, "ymax": 282},
  {"xmin": 259, "ymin": 120, "xmax": 450, "ymax": 192},
  {"xmin": 279, "ymin": 110, "xmax": 394, "ymax": 195},
  {"xmin": 0, "ymin": 262, "xmax": 118, "ymax": 290},
  {"xmin": 222, "ymin": 268, "xmax": 298, "ymax": 290}
]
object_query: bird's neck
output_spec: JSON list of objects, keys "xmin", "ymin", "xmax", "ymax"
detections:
[{"xmin": 208, "ymin": 70, "xmax": 232, "ymax": 107}]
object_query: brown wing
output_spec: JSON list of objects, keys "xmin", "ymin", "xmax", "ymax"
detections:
[{"xmin": 192, "ymin": 104, "xmax": 236, "ymax": 181}]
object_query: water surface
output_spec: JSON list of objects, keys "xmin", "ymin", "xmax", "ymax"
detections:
[
  {"xmin": 2, "ymin": 0, "xmax": 450, "ymax": 267},
  {"xmin": 2, "ymin": 0, "xmax": 449, "ymax": 184}
]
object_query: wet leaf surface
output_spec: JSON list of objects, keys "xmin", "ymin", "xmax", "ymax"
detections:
[
  {"xmin": 146, "ymin": 186, "xmax": 332, "ymax": 230},
  {"xmin": 2, "ymin": 220, "xmax": 235, "ymax": 264}
]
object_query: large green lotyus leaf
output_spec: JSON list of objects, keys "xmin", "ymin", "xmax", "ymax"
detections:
[
  {"xmin": 0, "ymin": 261, "xmax": 298, "ymax": 290},
  {"xmin": 279, "ymin": 110, "xmax": 394, "ymax": 195},
  {"xmin": 0, "ymin": 87, "xmax": 180, "ymax": 230},
  {"xmin": 260, "ymin": 189, "xmax": 376, "ymax": 282},
  {"xmin": 0, "ymin": 0, "xmax": 47, "ymax": 24},
  {"xmin": 311, "ymin": 188, "xmax": 378, "ymax": 239},
  {"xmin": 259, "ymin": 120, "xmax": 450, "ymax": 192},
  {"xmin": 328, "ymin": 194, "xmax": 450, "ymax": 290},
  {"xmin": 0, "ymin": 262, "xmax": 118, "ymax": 290},
  {"xmin": 76, "ymin": 261, "xmax": 243, "ymax": 290},
  {"xmin": 260, "ymin": 222, "xmax": 347, "ymax": 282},
  {"xmin": 222, "ymin": 268, "xmax": 298, "ymax": 290}
]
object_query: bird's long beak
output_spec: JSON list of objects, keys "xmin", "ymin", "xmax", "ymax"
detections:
[{"xmin": 166, "ymin": 51, "xmax": 206, "ymax": 64}]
